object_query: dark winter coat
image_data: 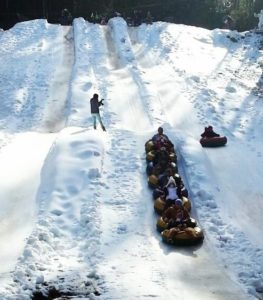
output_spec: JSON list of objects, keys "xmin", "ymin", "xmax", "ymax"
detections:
[
  {"xmin": 152, "ymin": 134, "xmax": 174, "ymax": 151},
  {"xmin": 90, "ymin": 97, "xmax": 103, "ymax": 114},
  {"xmin": 60, "ymin": 10, "xmax": 72, "ymax": 26},
  {"xmin": 201, "ymin": 127, "xmax": 220, "ymax": 138},
  {"xmin": 152, "ymin": 133, "xmax": 169, "ymax": 143},
  {"xmin": 153, "ymin": 149, "xmax": 170, "ymax": 166}
]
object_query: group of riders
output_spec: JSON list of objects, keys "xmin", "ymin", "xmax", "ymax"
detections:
[
  {"xmin": 145, "ymin": 125, "xmax": 224, "ymax": 243},
  {"xmin": 145, "ymin": 127, "xmax": 199, "ymax": 241}
]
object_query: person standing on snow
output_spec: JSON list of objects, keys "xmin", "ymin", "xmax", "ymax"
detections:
[
  {"xmin": 145, "ymin": 11, "xmax": 153, "ymax": 25},
  {"xmin": 60, "ymin": 8, "xmax": 72, "ymax": 26},
  {"xmin": 90, "ymin": 93, "xmax": 106, "ymax": 131},
  {"xmin": 90, "ymin": 94, "xmax": 106, "ymax": 131}
]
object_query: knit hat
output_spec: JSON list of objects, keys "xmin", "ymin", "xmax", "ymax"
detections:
[{"xmin": 174, "ymin": 198, "xmax": 183, "ymax": 207}]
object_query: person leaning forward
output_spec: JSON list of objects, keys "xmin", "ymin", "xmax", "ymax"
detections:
[
  {"xmin": 90, "ymin": 93, "xmax": 106, "ymax": 131},
  {"xmin": 201, "ymin": 125, "xmax": 219, "ymax": 138}
]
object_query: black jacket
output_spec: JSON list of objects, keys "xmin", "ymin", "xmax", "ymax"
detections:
[
  {"xmin": 90, "ymin": 97, "xmax": 103, "ymax": 113},
  {"xmin": 201, "ymin": 131, "xmax": 219, "ymax": 138},
  {"xmin": 201, "ymin": 127, "xmax": 220, "ymax": 138}
]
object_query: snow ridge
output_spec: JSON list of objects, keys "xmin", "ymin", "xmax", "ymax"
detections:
[{"xmin": 0, "ymin": 129, "xmax": 105, "ymax": 298}]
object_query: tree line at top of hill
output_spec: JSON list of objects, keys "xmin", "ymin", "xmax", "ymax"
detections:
[{"xmin": 0, "ymin": 0, "xmax": 262, "ymax": 31}]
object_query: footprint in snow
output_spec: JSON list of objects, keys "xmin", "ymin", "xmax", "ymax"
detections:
[
  {"xmin": 117, "ymin": 224, "xmax": 127, "ymax": 234},
  {"xmin": 212, "ymin": 116, "xmax": 219, "ymax": 122},
  {"xmin": 190, "ymin": 184, "xmax": 201, "ymax": 194},
  {"xmin": 197, "ymin": 189, "xmax": 213, "ymax": 200},
  {"xmin": 51, "ymin": 209, "xmax": 63, "ymax": 216},
  {"xmin": 205, "ymin": 200, "xmax": 218, "ymax": 210},
  {"xmin": 225, "ymin": 86, "xmax": 237, "ymax": 93},
  {"xmin": 190, "ymin": 75, "xmax": 200, "ymax": 83},
  {"xmin": 87, "ymin": 168, "xmax": 101, "ymax": 178},
  {"xmin": 81, "ymin": 82, "xmax": 92, "ymax": 91},
  {"xmin": 70, "ymin": 140, "xmax": 83, "ymax": 148},
  {"xmin": 67, "ymin": 185, "xmax": 79, "ymax": 195},
  {"xmin": 107, "ymin": 173, "xmax": 117, "ymax": 180},
  {"xmin": 62, "ymin": 202, "xmax": 72, "ymax": 209}
]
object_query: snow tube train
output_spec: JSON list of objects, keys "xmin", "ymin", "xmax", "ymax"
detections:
[{"xmin": 145, "ymin": 131, "xmax": 204, "ymax": 246}]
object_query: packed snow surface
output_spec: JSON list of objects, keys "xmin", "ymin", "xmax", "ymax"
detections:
[{"xmin": 0, "ymin": 17, "xmax": 263, "ymax": 299}]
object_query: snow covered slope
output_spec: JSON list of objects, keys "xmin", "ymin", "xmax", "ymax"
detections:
[{"xmin": 0, "ymin": 17, "xmax": 262, "ymax": 299}]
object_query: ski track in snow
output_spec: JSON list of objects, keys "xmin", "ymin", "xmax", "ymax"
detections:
[
  {"xmin": 127, "ymin": 22, "xmax": 263, "ymax": 299},
  {"xmin": 0, "ymin": 17, "xmax": 263, "ymax": 300},
  {"xmin": 99, "ymin": 131, "xmax": 171, "ymax": 299},
  {"xmin": 68, "ymin": 19, "xmax": 110, "ymax": 128}
]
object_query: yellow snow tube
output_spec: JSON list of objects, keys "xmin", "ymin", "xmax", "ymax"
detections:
[
  {"xmin": 146, "ymin": 150, "xmax": 156, "ymax": 162},
  {"xmin": 154, "ymin": 196, "xmax": 191, "ymax": 215},
  {"xmin": 145, "ymin": 140, "xmax": 154, "ymax": 153},
  {"xmin": 161, "ymin": 226, "xmax": 204, "ymax": 246},
  {"xmin": 156, "ymin": 217, "xmax": 197, "ymax": 233},
  {"xmin": 148, "ymin": 174, "xmax": 159, "ymax": 188},
  {"xmin": 146, "ymin": 150, "xmax": 177, "ymax": 163},
  {"xmin": 156, "ymin": 217, "xmax": 169, "ymax": 232}
]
